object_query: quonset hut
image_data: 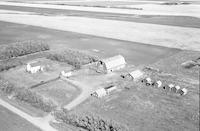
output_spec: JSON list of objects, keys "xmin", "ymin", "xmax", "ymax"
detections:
[
  {"xmin": 124, "ymin": 70, "xmax": 143, "ymax": 81},
  {"xmin": 97, "ymin": 55, "xmax": 126, "ymax": 73}
]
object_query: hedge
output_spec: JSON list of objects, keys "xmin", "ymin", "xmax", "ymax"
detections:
[
  {"xmin": 0, "ymin": 78, "xmax": 56, "ymax": 112},
  {"xmin": 14, "ymin": 88, "xmax": 56, "ymax": 112},
  {"xmin": 0, "ymin": 40, "xmax": 50, "ymax": 60},
  {"xmin": 54, "ymin": 110, "xmax": 129, "ymax": 131},
  {"xmin": 0, "ymin": 59, "xmax": 23, "ymax": 72},
  {"xmin": 47, "ymin": 49, "xmax": 98, "ymax": 69}
]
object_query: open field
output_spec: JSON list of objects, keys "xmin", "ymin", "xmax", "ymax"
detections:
[
  {"xmin": 0, "ymin": 10, "xmax": 199, "ymax": 51},
  {"xmin": 0, "ymin": 5, "xmax": 200, "ymax": 28},
  {"xmin": 0, "ymin": 1, "xmax": 200, "ymax": 17},
  {"xmin": 0, "ymin": 21, "xmax": 179, "ymax": 66}
]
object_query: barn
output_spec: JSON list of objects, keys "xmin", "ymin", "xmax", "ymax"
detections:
[{"xmin": 97, "ymin": 55, "xmax": 126, "ymax": 73}]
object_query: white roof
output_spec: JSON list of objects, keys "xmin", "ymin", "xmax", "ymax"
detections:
[
  {"xmin": 129, "ymin": 70, "xmax": 143, "ymax": 79},
  {"xmin": 101, "ymin": 55, "xmax": 126, "ymax": 70},
  {"xmin": 95, "ymin": 88, "xmax": 107, "ymax": 97}
]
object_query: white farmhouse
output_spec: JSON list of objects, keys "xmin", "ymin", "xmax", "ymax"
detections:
[
  {"xmin": 97, "ymin": 55, "xmax": 126, "ymax": 73},
  {"xmin": 26, "ymin": 62, "xmax": 44, "ymax": 74}
]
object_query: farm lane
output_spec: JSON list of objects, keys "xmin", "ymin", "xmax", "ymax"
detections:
[
  {"xmin": 61, "ymin": 77, "xmax": 93, "ymax": 111},
  {"xmin": 0, "ymin": 98, "xmax": 57, "ymax": 131}
]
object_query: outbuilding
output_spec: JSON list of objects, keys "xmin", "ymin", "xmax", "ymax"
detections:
[
  {"xmin": 124, "ymin": 70, "xmax": 143, "ymax": 81},
  {"xmin": 105, "ymin": 85, "xmax": 117, "ymax": 94},
  {"xmin": 60, "ymin": 71, "xmax": 72, "ymax": 78},
  {"xmin": 91, "ymin": 88, "xmax": 107, "ymax": 98},
  {"xmin": 97, "ymin": 55, "xmax": 126, "ymax": 73}
]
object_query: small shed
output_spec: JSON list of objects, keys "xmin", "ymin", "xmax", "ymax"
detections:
[
  {"xmin": 105, "ymin": 85, "xmax": 117, "ymax": 94},
  {"xmin": 97, "ymin": 55, "xmax": 126, "ymax": 73},
  {"xmin": 92, "ymin": 88, "xmax": 107, "ymax": 98},
  {"xmin": 60, "ymin": 71, "xmax": 72, "ymax": 78}
]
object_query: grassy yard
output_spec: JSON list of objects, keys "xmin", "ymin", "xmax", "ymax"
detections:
[
  {"xmin": 32, "ymin": 79, "xmax": 80, "ymax": 107},
  {"xmin": 0, "ymin": 58, "xmax": 72, "ymax": 88}
]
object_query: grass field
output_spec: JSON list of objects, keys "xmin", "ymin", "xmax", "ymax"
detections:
[
  {"xmin": 1, "ymin": 5, "xmax": 200, "ymax": 28},
  {"xmin": 0, "ymin": 21, "xmax": 180, "ymax": 66},
  {"xmin": 0, "ymin": 10, "xmax": 199, "ymax": 51},
  {"xmin": 32, "ymin": 79, "xmax": 80, "ymax": 107}
]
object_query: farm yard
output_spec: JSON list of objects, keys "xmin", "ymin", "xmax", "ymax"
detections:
[
  {"xmin": 1, "ymin": 58, "xmax": 72, "ymax": 87},
  {"xmin": 0, "ymin": 0, "xmax": 199, "ymax": 131}
]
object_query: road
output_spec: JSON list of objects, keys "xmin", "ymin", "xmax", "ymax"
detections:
[
  {"xmin": 61, "ymin": 77, "xmax": 93, "ymax": 111},
  {"xmin": 0, "ymin": 105, "xmax": 41, "ymax": 131},
  {"xmin": 0, "ymin": 98, "xmax": 57, "ymax": 131}
]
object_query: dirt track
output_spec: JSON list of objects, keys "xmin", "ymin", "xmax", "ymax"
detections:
[
  {"xmin": 0, "ymin": 98, "xmax": 57, "ymax": 131},
  {"xmin": 61, "ymin": 77, "xmax": 93, "ymax": 111}
]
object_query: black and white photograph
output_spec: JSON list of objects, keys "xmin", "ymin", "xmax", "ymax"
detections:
[{"xmin": 0, "ymin": 0, "xmax": 199, "ymax": 131}]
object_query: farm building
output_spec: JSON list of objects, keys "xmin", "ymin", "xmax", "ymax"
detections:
[
  {"xmin": 26, "ymin": 62, "xmax": 45, "ymax": 74},
  {"xmin": 105, "ymin": 85, "xmax": 117, "ymax": 94},
  {"xmin": 92, "ymin": 88, "xmax": 107, "ymax": 98},
  {"xmin": 92, "ymin": 85, "xmax": 117, "ymax": 98},
  {"xmin": 124, "ymin": 70, "xmax": 143, "ymax": 80},
  {"xmin": 60, "ymin": 71, "xmax": 72, "ymax": 78},
  {"xmin": 97, "ymin": 55, "xmax": 126, "ymax": 73}
]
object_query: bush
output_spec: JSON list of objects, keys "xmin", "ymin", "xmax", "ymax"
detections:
[
  {"xmin": 14, "ymin": 88, "xmax": 56, "ymax": 112},
  {"xmin": 0, "ymin": 40, "xmax": 50, "ymax": 60},
  {"xmin": 0, "ymin": 78, "xmax": 15, "ymax": 94},
  {"xmin": 54, "ymin": 110, "xmax": 129, "ymax": 131},
  {"xmin": 0, "ymin": 59, "xmax": 23, "ymax": 72},
  {"xmin": 47, "ymin": 49, "xmax": 98, "ymax": 69}
]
